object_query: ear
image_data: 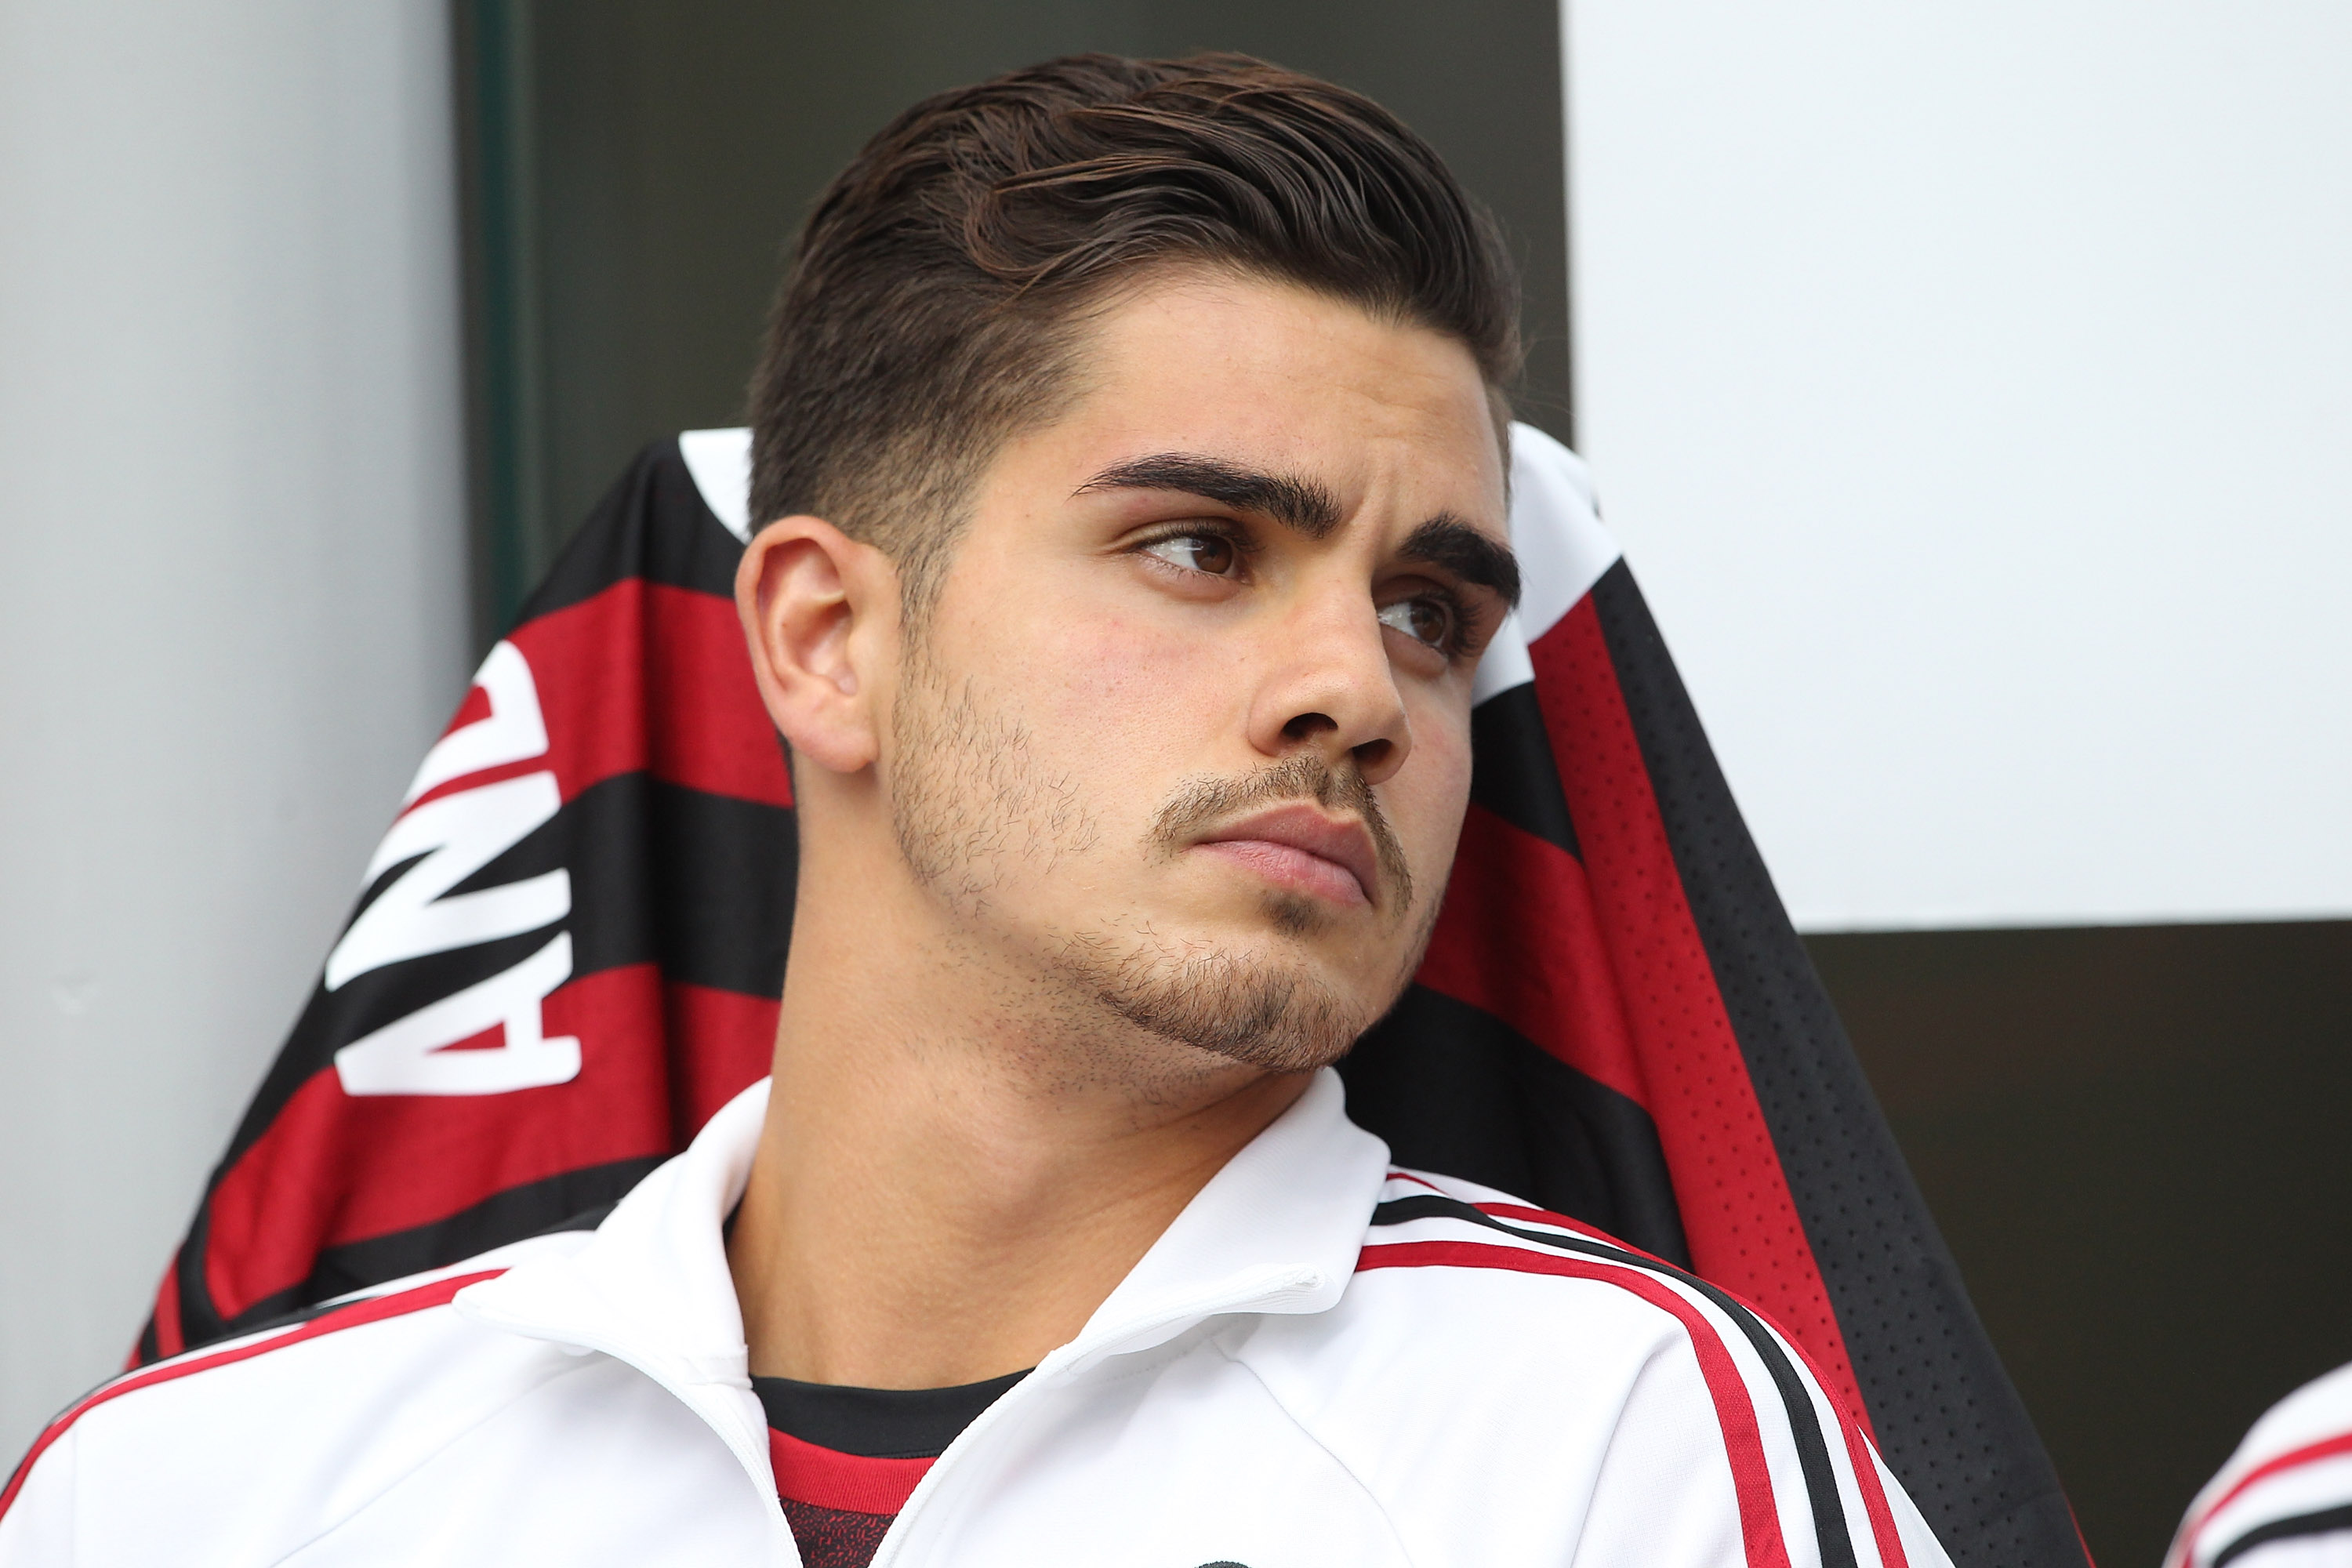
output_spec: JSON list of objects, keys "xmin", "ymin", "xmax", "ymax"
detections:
[{"xmin": 734, "ymin": 514, "xmax": 901, "ymax": 775}]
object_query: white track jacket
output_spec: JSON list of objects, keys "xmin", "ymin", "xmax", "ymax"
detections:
[{"xmin": 2, "ymin": 1073, "xmax": 1950, "ymax": 1567}]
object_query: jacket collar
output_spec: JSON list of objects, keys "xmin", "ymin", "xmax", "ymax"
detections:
[
  {"xmin": 1054, "ymin": 1069, "xmax": 1387, "ymax": 1370},
  {"xmin": 456, "ymin": 1076, "xmax": 771, "ymax": 1388},
  {"xmin": 455, "ymin": 1066, "xmax": 1389, "ymax": 1387}
]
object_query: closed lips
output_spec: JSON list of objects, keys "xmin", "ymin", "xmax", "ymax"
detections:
[{"xmin": 1194, "ymin": 804, "xmax": 1381, "ymax": 907}]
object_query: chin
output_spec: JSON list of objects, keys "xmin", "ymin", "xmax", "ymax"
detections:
[
  {"xmin": 1261, "ymin": 889, "xmax": 1332, "ymax": 939},
  {"xmin": 1067, "ymin": 914, "xmax": 1395, "ymax": 1074}
]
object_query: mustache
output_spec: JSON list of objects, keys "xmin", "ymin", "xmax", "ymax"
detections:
[{"xmin": 1148, "ymin": 753, "xmax": 1414, "ymax": 913}]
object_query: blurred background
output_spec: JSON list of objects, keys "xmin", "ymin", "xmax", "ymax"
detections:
[{"xmin": 2, "ymin": 4, "xmax": 2347, "ymax": 1562}]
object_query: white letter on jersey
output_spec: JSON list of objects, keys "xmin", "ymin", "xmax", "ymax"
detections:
[
  {"xmin": 325, "ymin": 775, "xmax": 571, "ymax": 990},
  {"xmin": 326, "ymin": 640, "xmax": 583, "ymax": 1096},
  {"xmin": 401, "ymin": 641, "xmax": 551, "ymax": 805},
  {"xmin": 334, "ymin": 932, "xmax": 582, "ymax": 1095}
]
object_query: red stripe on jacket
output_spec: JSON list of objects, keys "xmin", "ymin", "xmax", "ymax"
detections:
[
  {"xmin": 1358, "ymin": 1238, "xmax": 1796, "ymax": 1568},
  {"xmin": 1465, "ymin": 1197, "xmax": 1907, "ymax": 1565},
  {"xmin": 2, "ymin": 1271, "xmax": 503, "ymax": 1524}
]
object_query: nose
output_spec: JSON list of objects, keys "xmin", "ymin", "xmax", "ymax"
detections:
[{"xmin": 1245, "ymin": 582, "xmax": 1412, "ymax": 787}]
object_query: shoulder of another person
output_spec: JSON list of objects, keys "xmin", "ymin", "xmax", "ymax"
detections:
[{"xmin": 2171, "ymin": 1360, "xmax": 2352, "ymax": 1568}]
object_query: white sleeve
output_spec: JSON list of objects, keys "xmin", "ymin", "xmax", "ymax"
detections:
[
  {"xmin": 0, "ymin": 1423, "xmax": 79, "ymax": 1566},
  {"xmin": 1576, "ymin": 1313, "xmax": 1956, "ymax": 1568},
  {"xmin": 1571, "ymin": 1339, "xmax": 1752, "ymax": 1566}
]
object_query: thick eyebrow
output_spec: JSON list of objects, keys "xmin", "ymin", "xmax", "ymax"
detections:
[
  {"xmin": 1400, "ymin": 514, "xmax": 1521, "ymax": 610},
  {"xmin": 1077, "ymin": 452, "xmax": 1519, "ymax": 608},
  {"xmin": 1073, "ymin": 453, "xmax": 1344, "ymax": 539}
]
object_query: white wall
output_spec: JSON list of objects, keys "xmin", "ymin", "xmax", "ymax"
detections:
[
  {"xmin": 0, "ymin": 3, "xmax": 469, "ymax": 1458},
  {"xmin": 1566, "ymin": 2, "xmax": 2352, "ymax": 931}
]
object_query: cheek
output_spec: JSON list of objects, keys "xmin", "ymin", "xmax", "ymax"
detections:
[
  {"xmin": 1388, "ymin": 718, "xmax": 1474, "ymax": 880},
  {"xmin": 1012, "ymin": 604, "xmax": 1243, "ymax": 770}
]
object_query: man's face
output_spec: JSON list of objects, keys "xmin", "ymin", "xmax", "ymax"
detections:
[{"xmin": 881, "ymin": 270, "xmax": 1514, "ymax": 1074}]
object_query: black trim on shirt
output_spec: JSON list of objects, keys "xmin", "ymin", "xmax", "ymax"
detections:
[{"xmin": 753, "ymin": 1369, "xmax": 1028, "ymax": 1459}]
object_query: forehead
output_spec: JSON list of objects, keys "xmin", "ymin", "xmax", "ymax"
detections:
[{"xmin": 1001, "ymin": 271, "xmax": 1508, "ymax": 538}]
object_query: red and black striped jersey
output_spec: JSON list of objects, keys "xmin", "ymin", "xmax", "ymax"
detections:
[
  {"xmin": 3, "ymin": 1073, "xmax": 1949, "ymax": 1567},
  {"xmin": 756, "ymin": 1367, "xmax": 1029, "ymax": 1566}
]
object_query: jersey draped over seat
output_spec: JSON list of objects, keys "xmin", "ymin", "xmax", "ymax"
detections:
[{"xmin": 118, "ymin": 423, "xmax": 2089, "ymax": 1568}]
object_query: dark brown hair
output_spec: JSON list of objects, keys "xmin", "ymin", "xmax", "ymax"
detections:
[{"xmin": 746, "ymin": 52, "xmax": 1521, "ymax": 608}]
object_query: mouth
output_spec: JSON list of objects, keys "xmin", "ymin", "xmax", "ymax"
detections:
[{"xmin": 1192, "ymin": 803, "xmax": 1382, "ymax": 909}]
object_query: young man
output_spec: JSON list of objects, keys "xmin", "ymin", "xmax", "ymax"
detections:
[{"xmin": 1, "ymin": 55, "xmax": 1951, "ymax": 1567}]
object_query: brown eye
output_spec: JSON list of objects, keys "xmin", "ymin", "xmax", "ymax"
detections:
[
  {"xmin": 1378, "ymin": 596, "xmax": 1455, "ymax": 650},
  {"xmin": 1142, "ymin": 532, "xmax": 1238, "ymax": 575}
]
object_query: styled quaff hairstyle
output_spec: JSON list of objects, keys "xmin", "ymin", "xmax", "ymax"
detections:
[{"xmin": 746, "ymin": 52, "xmax": 1522, "ymax": 608}]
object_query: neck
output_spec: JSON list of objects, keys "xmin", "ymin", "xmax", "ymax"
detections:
[{"xmin": 726, "ymin": 857, "xmax": 1310, "ymax": 1389}]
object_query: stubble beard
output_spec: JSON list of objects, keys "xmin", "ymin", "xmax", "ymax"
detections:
[{"xmin": 886, "ymin": 655, "xmax": 1439, "ymax": 1078}]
